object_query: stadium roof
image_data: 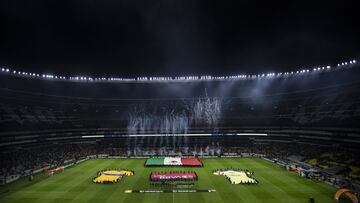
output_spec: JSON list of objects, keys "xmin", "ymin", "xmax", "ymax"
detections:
[
  {"xmin": 0, "ymin": 1, "xmax": 359, "ymax": 76},
  {"xmin": 0, "ymin": 59, "xmax": 357, "ymax": 83}
]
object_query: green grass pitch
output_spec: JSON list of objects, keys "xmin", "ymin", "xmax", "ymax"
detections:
[{"xmin": 0, "ymin": 158, "xmax": 339, "ymax": 203}]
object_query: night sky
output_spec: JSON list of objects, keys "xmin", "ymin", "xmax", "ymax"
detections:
[{"xmin": 0, "ymin": 0, "xmax": 359, "ymax": 77}]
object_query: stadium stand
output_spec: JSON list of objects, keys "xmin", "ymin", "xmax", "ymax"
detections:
[{"xmin": 0, "ymin": 63, "xmax": 360, "ymax": 193}]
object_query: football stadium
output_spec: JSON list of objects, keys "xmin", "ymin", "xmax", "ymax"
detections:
[{"xmin": 0, "ymin": 1, "xmax": 359, "ymax": 203}]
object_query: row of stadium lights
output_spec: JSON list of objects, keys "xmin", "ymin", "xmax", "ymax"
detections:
[{"xmin": 0, "ymin": 59, "xmax": 356, "ymax": 83}]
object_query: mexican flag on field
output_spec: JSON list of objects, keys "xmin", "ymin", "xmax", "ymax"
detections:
[{"xmin": 145, "ymin": 157, "xmax": 202, "ymax": 166}]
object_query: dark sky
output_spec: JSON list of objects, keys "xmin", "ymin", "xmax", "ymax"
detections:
[{"xmin": 0, "ymin": 0, "xmax": 359, "ymax": 77}]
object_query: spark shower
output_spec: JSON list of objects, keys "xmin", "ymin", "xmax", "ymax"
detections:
[{"xmin": 126, "ymin": 92, "xmax": 222, "ymax": 154}]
